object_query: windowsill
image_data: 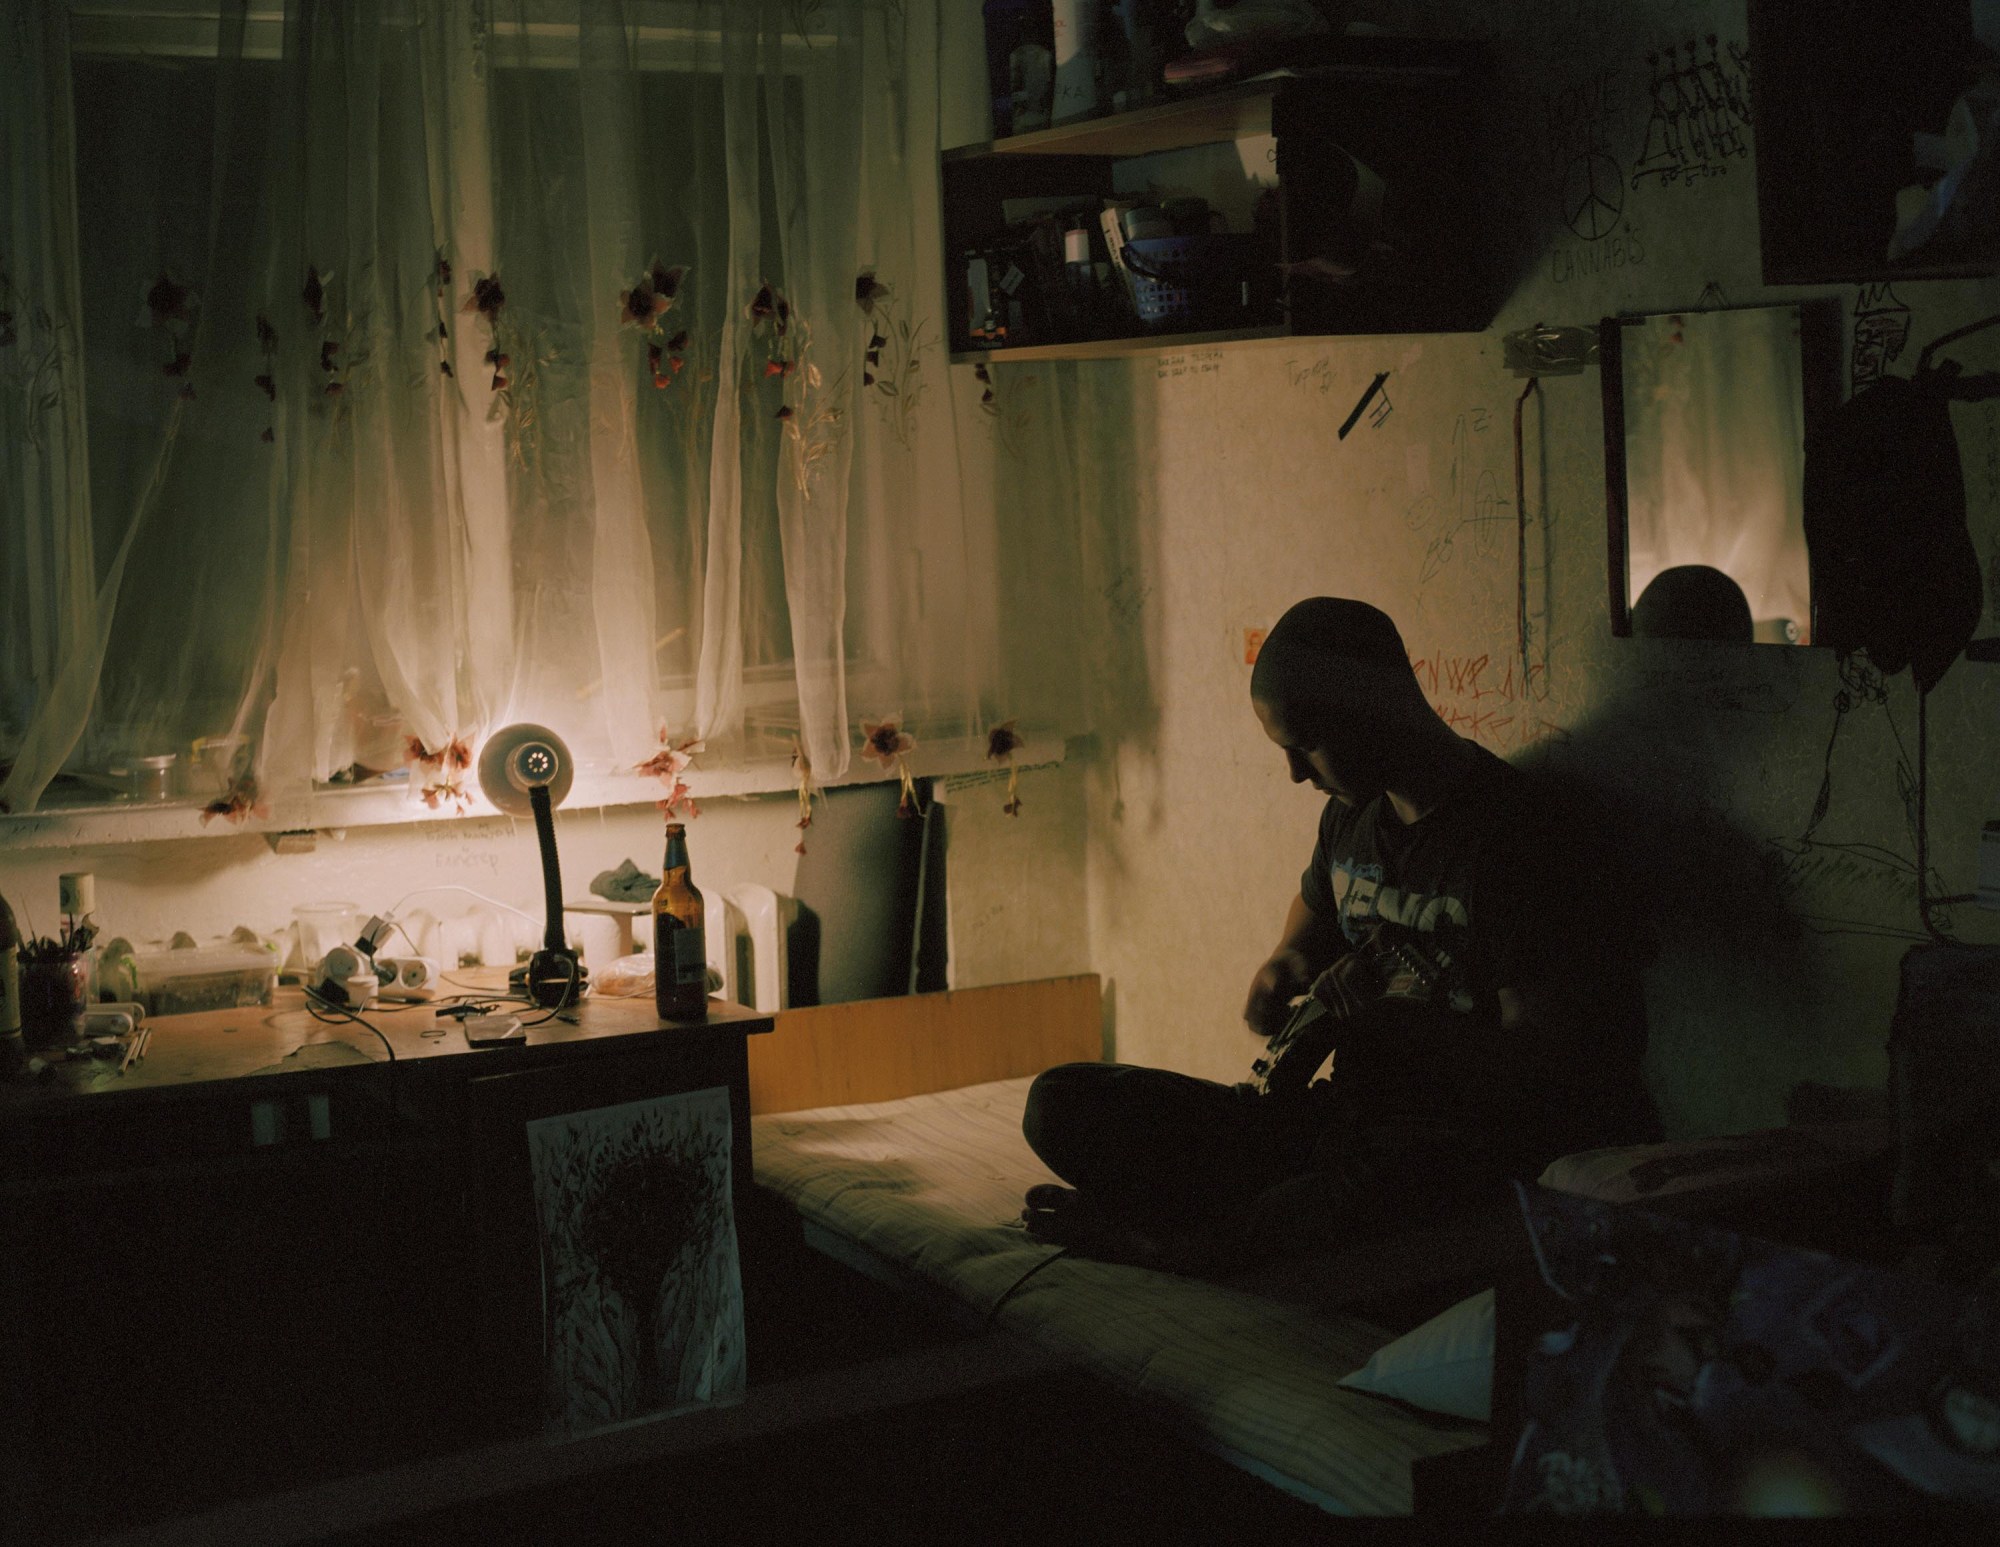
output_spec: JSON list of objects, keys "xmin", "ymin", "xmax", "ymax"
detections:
[{"xmin": 0, "ymin": 734, "xmax": 1072, "ymax": 852}]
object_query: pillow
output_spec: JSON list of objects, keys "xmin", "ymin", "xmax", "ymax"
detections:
[{"xmin": 1337, "ymin": 1287, "xmax": 1492, "ymax": 1422}]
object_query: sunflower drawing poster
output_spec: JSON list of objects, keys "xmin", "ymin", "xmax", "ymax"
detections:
[{"xmin": 526, "ymin": 1086, "xmax": 745, "ymax": 1437}]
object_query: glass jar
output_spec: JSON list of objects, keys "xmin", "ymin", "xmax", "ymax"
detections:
[
  {"xmin": 132, "ymin": 754, "xmax": 178, "ymax": 802},
  {"xmin": 20, "ymin": 954, "xmax": 89, "ymax": 1051}
]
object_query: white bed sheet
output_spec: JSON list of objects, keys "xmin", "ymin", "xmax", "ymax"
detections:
[{"xmin": 751, "ymin": 1077, "xmax": 1488, "ymax": 1516}]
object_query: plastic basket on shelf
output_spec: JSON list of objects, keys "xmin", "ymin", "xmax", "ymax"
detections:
[{"xmin": 1117, "ymin": 233, "xmax": 1264, "ymax": 328}]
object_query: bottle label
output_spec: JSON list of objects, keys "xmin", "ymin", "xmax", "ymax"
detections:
[
  {"xmin": 0, "ymin": 949, "xmax": 18, "ymax": 1038},
  {"xmin": 671, "ymin": 928, "xmax": 707, "ymax": 987}
]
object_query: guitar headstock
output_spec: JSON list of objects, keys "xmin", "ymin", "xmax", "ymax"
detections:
[{"xmin": 1361, "ymin": 920, "xmax": 1455, "ymax": 1005}]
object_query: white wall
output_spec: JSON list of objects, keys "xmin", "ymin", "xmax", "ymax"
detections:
[
  {"xmin": 0, "ymin": 796, "xmax": 806, "ymax": 971},
  {"xmin": 948, "ymin": 0, "xmax": 2000, "ymax": 1140}
]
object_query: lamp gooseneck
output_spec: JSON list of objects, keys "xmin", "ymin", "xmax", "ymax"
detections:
[
  {"xmin": 475, "ymin": 722, "xmax": 585, "ymax": 1008},
  {"xmin": 529, "ymin": 782, "xmax": 565, "ymax": 955}
]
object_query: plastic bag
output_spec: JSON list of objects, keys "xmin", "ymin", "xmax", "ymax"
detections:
[{"xmin": 593, "ymin": 952, "xmax": 655, "ymax": 998}]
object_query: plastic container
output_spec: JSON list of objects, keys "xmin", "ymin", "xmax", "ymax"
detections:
[
  {"xmin": 131, "ymin": 754, "xmax": 179, "ymax": 802},
  {"xmin": 190, "ymin": 734, "xmax": 250, "ymax": 799},
  {"xmin": 1118, "ymin": 233, "xmax": 1266, "ymax": 328},
  {"xmin": 125, "ymin": 942, "xmax": 279, "ymax": 1017},
  {"xmin": 292, "ymin": 902, "xmax": 360, "ymax": 972}
]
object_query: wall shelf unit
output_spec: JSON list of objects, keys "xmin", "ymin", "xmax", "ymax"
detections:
[{"xmin": 941, "ymin": 39, "xmax": 1493, "ymax": 365}]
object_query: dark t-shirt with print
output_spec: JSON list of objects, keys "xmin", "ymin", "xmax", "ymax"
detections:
[{"xmin": 1297, "ymin": 742, "xmax": 1657, "ymax": 1175}]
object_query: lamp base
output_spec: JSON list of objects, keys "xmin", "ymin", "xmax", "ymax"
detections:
[{"xmin": 516, "ymin": 948, "xmax": 588, "ymax": 1008}]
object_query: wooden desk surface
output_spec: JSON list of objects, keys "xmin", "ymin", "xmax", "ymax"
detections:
[{"xmin": 0, "ymin": 972, "xmax": 773, "ymax": 1113}]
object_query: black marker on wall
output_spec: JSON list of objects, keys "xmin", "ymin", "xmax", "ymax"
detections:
[{"xmin": 1339, "ymin": 372, "xmax": 1389, "ymax": 440}]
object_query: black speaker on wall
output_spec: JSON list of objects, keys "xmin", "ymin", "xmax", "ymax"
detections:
[{"xmin": 787, "ymin": 780, "xmax": 948, "ymax": 1006}]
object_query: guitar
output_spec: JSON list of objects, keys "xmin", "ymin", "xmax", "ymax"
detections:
[{"xmin": 1246, "ymin": 921, "xmax": 1457, "ymax": 1098}]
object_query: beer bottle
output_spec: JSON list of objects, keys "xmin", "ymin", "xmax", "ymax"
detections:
[{"xmin": 651, "ymin": 823, "xmax": 707, "ymax": 1020}]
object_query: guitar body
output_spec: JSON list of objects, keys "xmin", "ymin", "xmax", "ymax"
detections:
[{"xmin": 1247, "ymin": 922, "xmax": 1455, "ymax": 1098}]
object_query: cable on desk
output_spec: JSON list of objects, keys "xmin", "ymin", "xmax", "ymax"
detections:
[
  {"xmin": 302, "ymin": 985, "xmax": 398, "ymax": 1065},
  {"xmin": 520, "ymin": 952, "xmax": 583, "ymax": 1026}
]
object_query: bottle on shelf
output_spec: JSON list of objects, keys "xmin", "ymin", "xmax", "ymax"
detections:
[{"xmin": 651, "ymin": 822, "xmax": 708, "ymax": 1021}]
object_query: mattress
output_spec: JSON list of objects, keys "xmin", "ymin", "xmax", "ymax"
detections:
[{"xmin": 751, "ymin": 1077, "xmax": 1487, "ymax": 1516}]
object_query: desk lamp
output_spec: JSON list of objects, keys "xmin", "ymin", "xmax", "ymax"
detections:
[{"xmin": 477, "ymin": 722, "xmax": 586, "ymax": 1008}]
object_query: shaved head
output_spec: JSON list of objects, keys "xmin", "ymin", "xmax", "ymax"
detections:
[{"xmin": 1250, "ymin": 597, "xmax": 1421, "ymax": 733}]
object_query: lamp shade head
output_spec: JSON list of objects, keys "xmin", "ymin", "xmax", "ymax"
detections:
[{"xmin": 476, "ymin": 723, "xmax": 574, "ymax": 816}]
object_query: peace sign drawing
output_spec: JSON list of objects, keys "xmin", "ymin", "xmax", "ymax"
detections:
[{"xmin": 1562, "ymin": 150, "xmax": 1626, "ymax": 241}]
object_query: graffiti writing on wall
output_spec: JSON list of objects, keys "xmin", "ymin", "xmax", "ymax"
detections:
[
  {"xmin": 1768, "ymin": 837, "xmax": 1922, "ymax": 911},
  {"xmin": 1636, "ymin": 664, "xmax": 1799, "ymax": 717},
  {"xmin": 1409, "ymin": 651, "xmax": 1559, "ymax": 750},
  {"xmin": 1407, "ymin": 414, "xmax": 1512, "ymax": 586},
  {"xmin": 1546, "ymin": 65, "xmax": 1627, "ymax": 242},
  {"xmin": 1287, "ymin": 356, "xmax": 1334, "ymax": 395},
  {"xmin": 1551, "ymin": 226, "xmax": 1647, "ymax": 284},
  {"xmin": 1851, "ymin": 284, "xmax": 1912, "ymax": 389},
  {"xmin": 1630, "ymin": 35, "xmax": 1752, "ymax": 191},
  {"xmin": 1155, "ymin": 349, "xmax": 1222, "ymax": 382}
]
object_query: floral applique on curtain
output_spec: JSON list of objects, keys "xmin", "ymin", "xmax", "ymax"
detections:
[
  {"xmin": 750, "ymin": 279, "xmax": 840, "ymax": 497},
  {"xmin": 973, "ymin": 359, "xmax": 1037, "ymax": 463},
  {"xmin": 200, "ymin": 773, "xmax": 268, "ymax": 826},
  {"xmin": 622, "ymin": 260, "xmax": 692, "ymax": 392},
  {"xmin": 1, "ymin": 266, "xmax": 65, "ymax": 449},
  {"xmin": 473, "ymin": 271, "xmax": 564, "ymax": 459},
  {"xmin": 636, "ymin": 729, "xmax": 704, "ymax": 821},
  {"xmin": 621, "ymin": 259, "xmax": 683, "ymax": 334},
  {"xmin": 141, "ymin": 271, "xmax": 197, "ymax": 399},
  {"xmin": 302, "ymin": 264, "xmax": 358, "ymax": 407},
  {"xmin": 649, "ymin": 326, "xmax": 691, "ymax": 390},
  {"xmin": 406, "ymin": 735, "xmax": 473, "ymax": 813},
  {"xmin": 461, "ymin": 270, "xmax": 511, "ymax": 414},
  {"xmin": 861, "ymin": 717, "xmax": 921, "ymax": 818},
  {"xmin": 789, "ymin": 735, "xmax": 821, "ymax": 854},
  {"xmin": 856, "ymin": 269, "xmax": 928, "ymax": 449},
  {"xmin": 431, "ymin": 252, "xmax": 455, "ymax": 378},
  {"xmin": 252, "ymin": 314, "xmax": 278, "ymax": 441},
  {"xmin": 986, "ymin": 720, "xmax": 1025, "ymax": 816}
]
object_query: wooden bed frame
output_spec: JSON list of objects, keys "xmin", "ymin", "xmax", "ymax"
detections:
[
  {"xmin": 743, "ymin": 971, "xmax": 1532, "ymax": 1518},
  {"xmin": 747, "ymin": 972, "xmax": 1104, "ymax": 1115}
]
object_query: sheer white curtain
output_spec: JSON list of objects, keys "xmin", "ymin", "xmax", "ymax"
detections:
[
  {"xmin": 2, "ymin": 0, "xmax": 1084, "ymax": 817},
  {"xmin": 2, "ymin": 0, "xmax": 122, "ymax": 809}
]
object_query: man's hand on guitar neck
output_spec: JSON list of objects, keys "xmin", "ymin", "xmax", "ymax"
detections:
[{"xmin": 1243, "ymin": 947, "xmax": 1314, "ymax": 1038}]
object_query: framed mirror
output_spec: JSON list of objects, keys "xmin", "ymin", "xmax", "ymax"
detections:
[{"xmin": 1602, "ymin": 301, "xmax": 1843, "ymax": 644}]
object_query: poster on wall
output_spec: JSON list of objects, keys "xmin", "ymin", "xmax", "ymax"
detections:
[{"xmin": 525, "ymin": 1087, "xmax": 744, "ymax": 1438}]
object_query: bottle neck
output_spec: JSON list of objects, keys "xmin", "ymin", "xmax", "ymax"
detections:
[{"xmin": 662, "ymin": 828, "xmax": 690, "ymax": 876}]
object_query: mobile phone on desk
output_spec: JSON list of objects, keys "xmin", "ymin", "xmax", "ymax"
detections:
[{"xmin": 462, "ymin": 1014, "xmax": 527, "ymax": 1048}]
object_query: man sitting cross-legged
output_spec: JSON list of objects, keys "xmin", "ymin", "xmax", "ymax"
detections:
[{"xmin": 1021, "ymin": 596, "xmax": 1661, "ymax": 1272}]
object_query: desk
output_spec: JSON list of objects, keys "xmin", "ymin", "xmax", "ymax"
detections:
[{"xmin": 0, "ymin": 980, "xmax": 773, "ymax": 1543}]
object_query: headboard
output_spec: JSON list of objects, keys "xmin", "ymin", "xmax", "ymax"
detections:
[{"xmin": 747, "ymin": 973, "xmax": 1103, "ymax": 1115}]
